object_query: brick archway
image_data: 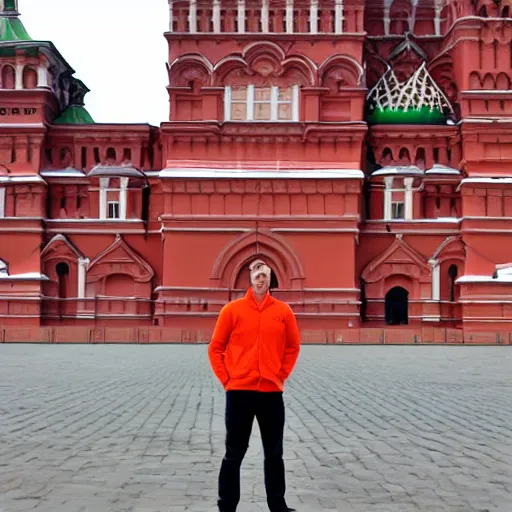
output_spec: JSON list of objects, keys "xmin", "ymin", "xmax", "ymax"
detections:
[{"xmin": 211, "ymin": 229, "xmax": 305, "ymax": 290}]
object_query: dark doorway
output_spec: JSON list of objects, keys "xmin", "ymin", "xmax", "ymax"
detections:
[
  {"xmin": 56, "ymin": 262, "xmax": 70, "ymax": 318},
  {"xmin": 448, "ymin": 264, "xmax": 458, "ymax": 302},
  {"xmin": 385, "ymin": 286, "xmax": 408, "ymax": 325}
]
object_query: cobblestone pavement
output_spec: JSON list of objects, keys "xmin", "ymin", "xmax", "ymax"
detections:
[{"xmin": 0, "ymin": 345, "xmax": 511, "ymax": 512}]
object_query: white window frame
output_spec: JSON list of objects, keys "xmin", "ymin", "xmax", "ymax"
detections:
[
  {"xmin": 108, "ymin": 201, "xmax": 120, "ymax": 219},
  {"xmin": 99, "ymin": 177, "xmax": 128, "ymax": 221},
  {"xmin": 0, "ymin": 187, "xmax": 5, "ymax": 218},
  {"xmin": 224, "ymin": 84, "xmax": 299, "ymax": 122}
]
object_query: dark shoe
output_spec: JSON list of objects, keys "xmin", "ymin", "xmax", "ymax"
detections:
[{"xmin": 270, "ymin": 508, "xmax": 296, "ymax": 512}]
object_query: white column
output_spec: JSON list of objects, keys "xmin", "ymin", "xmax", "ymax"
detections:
[
  {"xmin": 383, "ymin": 176, "xmax": 393, "ymax": 221},
  {"xmin": 247, "ymin": 85, "xmax": 255, "ymax": 121},
  {"xmin": 0, "ymin": 187, "xmax": 5, "ymax": 218},
  {"xmin": 335, "ymin": 0, "xmax": 343, "ymax": 33},
  {"xmin": 224, "ymin": 86, "xmax": 232, "ymax": 121},
  {"xmin": 404, "ymin": 177, "xmax": 413, "ymax": 220},
  {"xmin": 434, "ymin": 4, "xmax": 442, "ymax": 35},
  {"xmin": 15, "ymin": 64, "xmax": 23, "ymax": 90},
  {"xmin": 430, "ymin": 260, "xmax": 440, "ymax": 300},
  {"xmin": 37, "ymin": 64, "xmax": 48, "ymax": 87},
  {"xmin": 310, "ymin": 0, "xmax": 318, "ymax": 34},
  {"xmin": 169, "ymin": 0, "xmax": 174, "ymax": 31},
  {"xmin": 189, "ymin": 0, "xmax": 197, "ymax": 33},
  {"xmin": 292, "ymin": 84, "xmax": 300, "ymax": 121},
  {"xmin": 213, "ymin": 0, "xmax": 221, "ymax": 32},
  {"xmin": 237, "ymin": 0, "xmax": 246, "ymax": 33},
  {"xmin": 261, "ymin": 0, "xmax": 269, "ymax": 32},
  {"xmin": 77, "ymin": 258, "xmax": 89, "ymax": 299},
  {"xmin": 270, "ymin": 86, "xmax": 279, "ymax": 121},
  {"xmin": 383, "ymin": 5, "xmax": 390, "ymax": 35},
  {"xmin": 120, "ymin": 177, "xmax": 129, "ymax": 220},
  {"xmin": 286, "ymin": 0, "xmax": 294, "ymax": 33},
  {"xmin": 99, "ymin": 178, "xmax": 108, "ymax": 220}
]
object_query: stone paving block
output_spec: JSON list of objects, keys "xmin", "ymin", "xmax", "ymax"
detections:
[{"xmin": 0, "ymin": 345, "xmax": 511, "ymax": 512}]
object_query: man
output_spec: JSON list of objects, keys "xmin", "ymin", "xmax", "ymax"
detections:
[{"xmin": 208, "ymin": 259, "xmax": 301, "ymax": 512}]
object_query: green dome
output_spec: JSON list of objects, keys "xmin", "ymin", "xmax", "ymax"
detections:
[
  {"xmin": 54, "ymin": 105, "xmax": 95, "ymax": 125},
  {"xmin": 0, "ymin": 15, "xmax": 30, "ymax": 41}
]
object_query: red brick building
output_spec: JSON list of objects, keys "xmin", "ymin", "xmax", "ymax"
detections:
[{"xmin": 1, "ymin": 0, "xmax": 512, "ymax": 343}]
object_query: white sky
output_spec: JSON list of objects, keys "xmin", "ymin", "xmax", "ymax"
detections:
[{"xmin": 21, "ymin": 0, "xmax": 170, "ymax": 126}]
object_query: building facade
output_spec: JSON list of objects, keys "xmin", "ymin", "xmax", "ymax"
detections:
[{"xmin": 1, "ymin": 0, "xmax": 511, "ymax": 343}]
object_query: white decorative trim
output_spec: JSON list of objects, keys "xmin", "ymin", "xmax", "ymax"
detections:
[
  {"xmin": 77, "ymin": 258, "xmax": 89, "ymax": 299},
  {"xmin": 247, "ymin": 84, "xmax": 255, "ymax": 121},
  {"xmin": 261, "ymin": 0, "xmax": 269, "ymax": 32},
  {"xmin": 15, "ymin": 63, "xmax": 23, "ymax": 90},
  {"xmin": 169, "ymin": 0, "xmax": 174, "ymax": 31},
  {"xmin": 404, "ymin": 177, "xmax": 413, "ymax": 220},
  {"xmin": 310, "ymin": 0, "xmax": 318, "ymax": 34},
  {"xmin": 431, "ymin": 261, "xmax": 440, "ymax": 300},
  {"xmin": 188, "ymin": 0, "xmax": 197, "ymax": 33},
  {"xmin": 213, "ymin": 0, "xmax": 221, "ymax": 32},
  {"xmin": 286, "ymin": 0, "xmax": 294, "ymax": 33},
  {"xmin": 37, "ymin": 64, "xmax": 48, "ymax": 88},
  {"xmin": 237, "ymin": 0, "xmax": 246, "ymax": 33},
  {"xmin": 383, "ymin": 176, "xmax": 393, "ymax": 221},
  {"xmin": 119, "ymin": 177, "xmax": 128, "ymax": 220},
  {"xmin": 224, "ymin": 86, "xmax": 232, "ymax": 121},
  {"xmin": 292, "ymin": 84, "xmax": 300, "ymax": 122},
  {"xmin": 99, "ymin": 177, "xmax": 109, "ymax": 220},
  {"xmin": 0, "ymin": 187, "xmax": 5, "ymax": 218},
  {"xmin": 335, "ymin": 0, "xmax": 344, "ymax": 34}
]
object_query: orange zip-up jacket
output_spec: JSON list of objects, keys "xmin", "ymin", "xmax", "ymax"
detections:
[{"xmin": 208, "ymin": 288, "xmax": 301, "ymax": 392}]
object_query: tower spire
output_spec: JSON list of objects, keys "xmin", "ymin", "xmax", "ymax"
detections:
[{"xmin": 0, "ymin": 0, "xmax": 31, "ymax": 41}]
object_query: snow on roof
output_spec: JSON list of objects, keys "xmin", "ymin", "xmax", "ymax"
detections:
[
  {"xmin": 160, "ymin": 168, "xmax": 365, "ymax": 179},
  {"xmin": 371, "ymin": 165, "xmax": 424, "ymax": 177},
  {"xmin": 0, "ymin": 272, "xmax": 49, "ymax": 281}
]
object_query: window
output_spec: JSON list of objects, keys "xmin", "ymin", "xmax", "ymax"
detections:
[
  {"xmin": 108, "ymin": 201, "xmax": 120, "ymax": 219},
  {"xmin": 224, "ymin": 85, "xmax": 299, "ymax": 122},
  {"xmin": 391, "ymin": 201, "xmax": 405, "ymax": 219}
]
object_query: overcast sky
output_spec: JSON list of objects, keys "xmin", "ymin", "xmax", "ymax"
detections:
[{"xmin": 21, "ymin": 0, "xmax": 170, "ymax": 126}]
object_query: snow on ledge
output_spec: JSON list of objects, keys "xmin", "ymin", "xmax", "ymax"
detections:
[
  {"xmin": 0, "ymin": 175, "xmax": 45, "ymax": 183},
  {"xmin": 0, "ymin": 272, "xmax": 49, "ymax": 281},
  {"xmin": 456, "ymin": 275, "xmax": 512, "ymax": 284},
  {"xmin": 40, "ymin": 168, "xmax": 86, "ymax": 178},
  {"xmin": 159, "ymin": 168, "xmax": 365, "ymax": 179},
  {"xmin": 461, "ymin": 177, "xmax": 512, "ymax": 185}
]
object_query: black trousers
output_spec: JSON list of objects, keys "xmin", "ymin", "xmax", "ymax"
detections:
[{"xmin": 218, "ymin": 390, "xmax": 287, "ymax": 512}]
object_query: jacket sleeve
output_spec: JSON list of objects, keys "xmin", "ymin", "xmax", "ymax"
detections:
[
  {"xmin": 208, "ymin": 305, "xmax": 233, "ymax": 387},
  {"xmin": 279, "ymin": 306, "xmax": 301, "ymax": 381}
]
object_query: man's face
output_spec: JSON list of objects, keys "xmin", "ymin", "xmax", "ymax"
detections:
[{"xmin": 251, "ymin": 270, "xmax": 271, "ymax": 295}]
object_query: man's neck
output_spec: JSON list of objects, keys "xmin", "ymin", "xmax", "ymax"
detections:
[{"xmin": 252, "ymin": 290, "xmax": 267, "ymax": 304}]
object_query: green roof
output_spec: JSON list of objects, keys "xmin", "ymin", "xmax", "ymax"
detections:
[
  {"xmin": 0, "ymin": 15, "xmax": 31, "ymax": 41},
  {"xmin": 54, "ymin": 105, "xmax": 95, "ymax": 125},
  {"xmin": 368, "ymin": 106, "xmax": 446, "ymax": 125}
]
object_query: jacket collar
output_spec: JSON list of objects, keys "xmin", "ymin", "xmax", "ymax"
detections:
[{"xmin": 245, "ymin": 287, "xmax": 273, "ymax": 311}]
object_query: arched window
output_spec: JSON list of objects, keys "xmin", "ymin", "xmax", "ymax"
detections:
[
  {"xmin": 502, "ymin": 6, "xmax": 511, "ymax": 17},
  {"xmin": 385, "ymin": 286, "xmax": 408, "ymax": 325},
  {"xmin": 1, "ymin": 65, "xmax": 15, "ymax": 89},
  {"xmin": 22, "ymin": 67, "xmax": 37, "ymax": 89},
  {"xmin": 478, "ymin": 5, "xmax": 488, "ymax": 17},
  {"xmin": 56, "ymin": 262, "xmax": 70, "ymax": 299},
  {"xmin": 448, "ymin": 264, "xmax": 458, "ymax": 302}
]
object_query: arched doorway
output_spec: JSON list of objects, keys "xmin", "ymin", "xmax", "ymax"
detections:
[{"xmin": 385, "ymin": 286, "xmax": 408, "ymax": 325}]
